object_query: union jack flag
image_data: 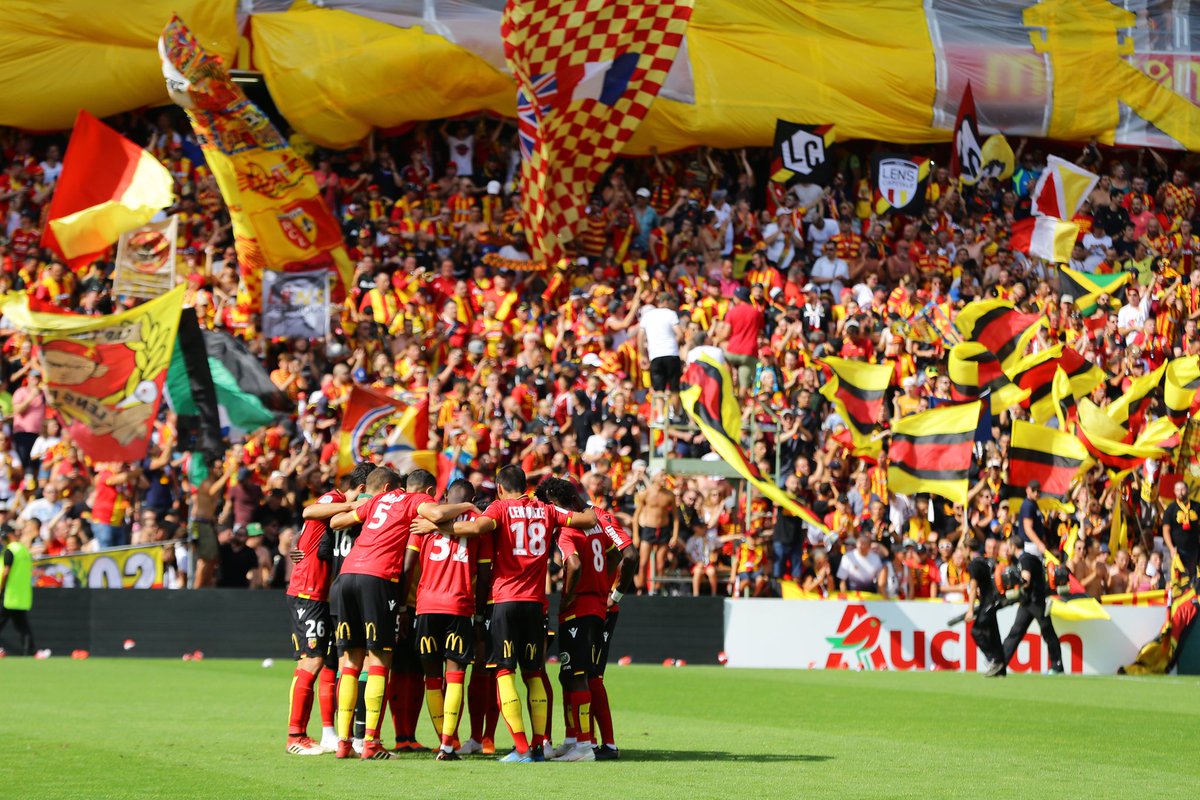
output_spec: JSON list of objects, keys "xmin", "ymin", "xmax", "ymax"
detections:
[
  {"xmin": 503, "ymin": 0, "xmax": 693, "ymax": 263},
  {"xmin": 516, "ymin": 72, "xmax": 557, "ymax": 162}
]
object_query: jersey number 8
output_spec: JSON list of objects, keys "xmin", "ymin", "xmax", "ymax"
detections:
[
  {"xmin": 590, "ymin": 538, "xmax": 605, "ymax": 572},
  {"xmin": 511, "ymin": 520, "xmax": 547, "ymax": 556}
]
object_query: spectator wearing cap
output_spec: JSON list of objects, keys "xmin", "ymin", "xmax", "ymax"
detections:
[
  {"xmin": 632, "ymin": 187, "xmax": 659, "ymax": 252},
  {"xmin": 763, "ymin": 207, "xmax": 803, "ymax": 269},
  {"xmin": 716, "ymin": 285, "xmax": 765, "ymax": 392},
  {"xmin": 798, "ymin": 282, "xmax": 827, "ymax": 337}
]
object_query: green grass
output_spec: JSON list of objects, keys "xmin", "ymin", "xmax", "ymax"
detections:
[{"xmin": 0, "ymin": 659, "xmax": 1195, "ymax": 799}]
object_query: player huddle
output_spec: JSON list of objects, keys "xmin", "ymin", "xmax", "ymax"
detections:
[{"xmin": 284, "ymin": 463, "xmax": 637, "ymax": 762}]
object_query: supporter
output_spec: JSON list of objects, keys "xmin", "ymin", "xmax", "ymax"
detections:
[{"xmin": 836, "ymin": 535, "xmax": 884, "ymax": 593}]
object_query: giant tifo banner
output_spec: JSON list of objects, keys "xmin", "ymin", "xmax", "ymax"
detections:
[
  {"xmin": 4, "ymin": 1, "xmax": 1200, "ymax": 151},
  {"xmin": 34, "ymin": 543, "xmax": 168, "ymax": 589},
  {"xmin": 724, "ymin": 600, "xmax": 1166, "ymax": 675}
]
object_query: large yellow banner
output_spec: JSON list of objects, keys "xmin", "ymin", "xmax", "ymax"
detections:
[
  {"xmin": 33, "ymin": 543, "xmax": 168, "ymax": 589},
  {"xmin": 4, "ymin": 1, "xmax": 1200, "ymax": 151}
]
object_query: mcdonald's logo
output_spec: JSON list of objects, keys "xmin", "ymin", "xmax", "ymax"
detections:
[
  {"xmin": 591, "ymin": 645, "xmax": 602, "ymax": 665},
  {"xmin": 525, "ymin": 643, "xmax": 538, "ymax": 661},
  {"xmin": 336, "ymin": 622, "xmax": 350, "ymax": 640},
  {"xmin": 291, "ymin": 634, "xmax": 299, "ymax": 652},
  {"xmin": 419, "ymin": 636, "xmax": 438, "ymax": 655},
  {"xmin": 365, "ymin": 622, "xmax": 378, "ymax": 642},
  {"xmin": 502, "ymin": 640, "xmax": 514, "ymax": 659},
  {"xmin": 445, "ymin": 633, "xmax": 464, "ymax": 654}
]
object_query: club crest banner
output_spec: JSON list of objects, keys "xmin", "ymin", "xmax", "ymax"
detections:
[{"xmin": 113, "ymin": 215, "xmax": 180, "ymax": 300}]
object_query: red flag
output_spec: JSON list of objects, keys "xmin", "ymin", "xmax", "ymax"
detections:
[{"xmin": 41, "ymin": 110, "xmax": 174, "ymax": 271}]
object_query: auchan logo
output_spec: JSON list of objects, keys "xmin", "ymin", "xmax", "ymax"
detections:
[{"xmin": 823, "ymin": 604, "xmax": 1083, "ymax": 673}]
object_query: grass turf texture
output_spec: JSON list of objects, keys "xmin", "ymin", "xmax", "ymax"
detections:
[{"xmin": 1, "ymin": 659, "xmax": 1195, "ymax": 799}]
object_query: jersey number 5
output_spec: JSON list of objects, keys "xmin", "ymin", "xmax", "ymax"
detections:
[
  {"xmin": 511, "ymin": 520, "xmax": 547, "ymax": 556},
  {"xmin": 365, "ymin": 500, "xmax": 396, "ymax": 531}
]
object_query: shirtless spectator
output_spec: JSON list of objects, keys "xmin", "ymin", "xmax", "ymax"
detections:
[
  {"xmin": 190, "ymin": 458, "xmax": 232, "ymax": 588},
  {"xmin": 633, "ymin": 465, "xmax": 679, "ymax": 594}
]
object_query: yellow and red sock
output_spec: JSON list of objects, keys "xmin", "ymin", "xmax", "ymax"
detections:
[
  {"xmin": 317, "ymin": 667, "xmax": 336, "ymax": 728},
  {"xmin": 496, "ymin": 669, "xmax": 529, "ymax": 752},
  {"xmin": 287, "ymin": 668, "xmax": 317, "ymax": 737},
  {"xmin": 570, "ymin": 688, "xmax": 592, "ymax": 744},
  {"xmin": 425, "ymin": 676, "xmax": 446, "ymax": 741},
  {"xmin": 364, "ymin": 665, "xmax": 388, "ymax": 740},
  {"xmin": 524, "ymin": 671, "xmax": 549, "ymax": 748},
  {"xmin": 442, "ymin": 670, "xmax": 465, "ymax": 747},
  {"xmin": 336, "ymin": 668, "xmax": 361, "ymax": 740}
]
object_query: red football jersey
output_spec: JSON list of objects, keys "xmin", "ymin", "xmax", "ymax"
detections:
[
  {"xmin": 410, "ymin": 510, "xmax": 493, "ymax": 616},
  {"xmin": 557, "ymin": 525, "xmax": 615, "ymax": 621},
  {"xmin": 596, "ymin": 507, "xmax": 633, "ymax": 612},
  {"xmin": 287, "ymin": 489, "xmax": 345, "ymax": 601},
  {"xmin": 484, "ymin": 496, "xmax": 572, "ymax": 604},
  {"xmin": 341, "ymin": 490, "xmax": 435, "ymax": 581}
]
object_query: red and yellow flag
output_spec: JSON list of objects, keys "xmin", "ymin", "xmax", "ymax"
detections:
[
  {"xmin": 159, "ymin": 17, "xmax": 354, "ymax": 308},
  {"xmin": 41, "ymin": 110, "xmax": 174, "ymax": 271}
]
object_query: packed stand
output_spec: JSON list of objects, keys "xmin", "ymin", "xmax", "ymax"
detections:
[{"xmin": 0, "ymin": 113, "xmax": 1195, "ymax": 597}]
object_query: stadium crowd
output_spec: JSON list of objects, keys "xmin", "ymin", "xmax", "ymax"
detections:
[{"xmin": 1, "ymin": 112, "xmax": 1197, "ymax": 600}]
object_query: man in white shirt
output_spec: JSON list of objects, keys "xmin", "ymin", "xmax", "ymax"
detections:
[
  {"xmin": 763, "ymin": 208, "xmax": 803, "ymax": 270},
  {"xmin": 837, "ymin": 535, "xmax": 884, "ymax": 592},
  {"xmin": 39, "ymin": 145, "xmax": 63, "ymax": 185},
  {"xmin": 807, "ymin": 215, "xmax": 839, "ymax": 258},
  {"xmin": 810, "ymin": 242, "xmax": 850, "ymax": 301},
  {"xmin": 1116, "ymin": 284, "xmax": 1150, "ymax": 343},
  {"xmin": 638, "ymin": 293, "xmax": 684, "ymax": 417},
  {"xmin": 1081, "ymin": 230, "xmax": 1112, "ymax": 271}
]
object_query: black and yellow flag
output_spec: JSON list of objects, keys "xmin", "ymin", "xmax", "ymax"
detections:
[
  {"xmin": 1165, "ymin": 356, "xmax": 1200, "ymax": 428},
  {"xmin": 947, "ymin": 342, "xmax": 1028, "ymax": 414},
  {"xmin": 1107, "ymin": 361, "xmax": 1166, "ymax": 431},
  {"xmin": 682, "ymin": 353, "xmax": 828, "ymax": 533},
  {"xmin": 1076, "ymin": 399, "xmax": 1179, "ymax": 477},
  {"xmin": 887, "ymin": 401, "xmax": 980, "ymax": 505},
  {"xmin": 818, "ymin": 356, "xmax": 892, "ymax": 456},
  {"xmin": 1010, "ymin": 345, "xmax": 1105, "ymax": 425},
  {"xmin": 954, "ymin": 299, "xmax": 1044, "ymax": 375},
  {"xmin": 1001, "ymin": 419, "xmax": 1088, "ymax": 514}
]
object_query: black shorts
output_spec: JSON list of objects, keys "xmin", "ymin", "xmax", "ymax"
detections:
[
  {"xmin": 596, "ymin": 611, "xmax": 619, "ymax": 675},
  {"xmin": 650, "ymin": 355, "xmax": 681, "ymax": 393},
  {"xmin": 641, "ymin": 525, "xmax": 671, "ymax": 546},
  {"xmin": 416, "ymin": 613, "xmax": 474, "ymax": 665},
  {"xmin": 331, "ymin": 572, "xmax": 400, "ymax": 652},
  {"xmin": 558, "ymin": 614, "xmax": 604, "ymax": 678},
  {"xmin": 490, "ymin": 600, "xmax": 547, "ymax": 672},
  {"xmin": 394, "ymin": 614, "xmax": 422, "ymax": 673},
  {"xmin": 287, "ymin": 594, "xmax": 333, "ymax": 660}
]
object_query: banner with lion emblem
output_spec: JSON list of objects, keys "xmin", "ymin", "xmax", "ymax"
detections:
[
  {"xmin": 1, "ymin": 286, "xmax": 185, "ymax": 462},
  {"xmin": 113, "ymin": 215, "xmax": 180, "ymax": 300}
]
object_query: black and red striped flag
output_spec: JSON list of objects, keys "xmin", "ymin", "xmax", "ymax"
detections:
[
  {"xmin": 887, "ymin": 401, "xmax": 980, "ymax": 505},
  {"xmin": 954, "ymin": 299, "xmax": 1044, "ymax": 375},
  {"xmin": 1001, "ymin": 420, "xmax": 1089, "ymax": 513}
]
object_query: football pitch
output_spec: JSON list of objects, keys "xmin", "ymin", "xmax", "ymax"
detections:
[{"xmin": 2, "ymin": 659, "xmax": 1195, "ymax": 800}]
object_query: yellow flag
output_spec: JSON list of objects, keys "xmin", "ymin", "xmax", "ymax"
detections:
[{"xmin": 160, "ymin": 17, "xmax": 354, "ymax": 310}]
